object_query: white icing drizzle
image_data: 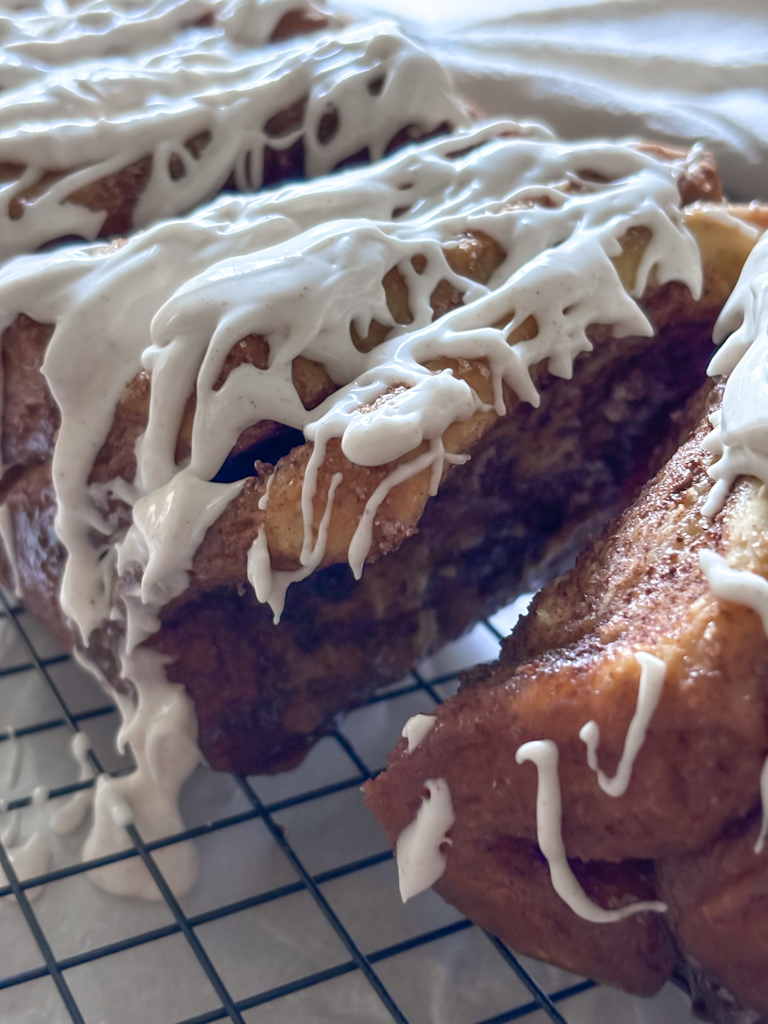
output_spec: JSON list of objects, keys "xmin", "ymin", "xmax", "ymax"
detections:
[
  {"xmin": 515, "ymin": 739, "xmax": 667, "ymax": 922},
  {"xmin": 685, "ymin": 202, "xmax": 761, "ymax": 241},
  {"xmin": 699, "ymin": 550, "xmax": 768, "ymax": 636},
  {"xmin": 2, "ymin": 0, "xmax": 243, "ymax": 86},
  {"xmin": 2, "ymin": 725, "xmax": 21, "ymax": 790},
  {"xmin": 0, "ymin": 122, "xmax": 704, "ymax": 896},
  {"xmin": 395, "ymin": 777, "xmax": 454, "ymax": 902},
  {"xmin": 83, "ymin": 647, "xmax": 201, "ymax": 899},
  {"xmin": 579, "ymin": 651, "xmax": 666, "ymax": 798},
  {"xmin": 401, "ymin": 713, "xmax": 435, "ymax": 753},
  {"xmin": 247, "ymin": 470, "xmax": 342, "ymax": 622},
  {"xmin": 257, "ymin": 469, "xmax": 274, "ymax": 512},
  {"xmin": 0, "ymin": 8, "xmax": 470, "ymax": 259},
  {"xmin": 704, "ymin": 231, "xmax": 768, "ymax": 516},
  {"xmin": 698, "ymin": 550, "xmax": 768, "ymax": 853},
  {"xmin": 52, "ymin": 732, "xmax": 94, "ymax": 836}
]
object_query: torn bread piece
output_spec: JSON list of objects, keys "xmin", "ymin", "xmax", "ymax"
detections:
[{"xmin": 365, "ymin": 224, "xmax": 768, "ymax": 1021}]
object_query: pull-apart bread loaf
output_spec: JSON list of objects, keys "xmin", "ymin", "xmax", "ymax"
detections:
[
  {"xmin": 0, "ymin": 0, "xmax": 470, "ymax": 259},
  {"xmin": 0, "ymin": 118, "xmax": 756, "ymax": 892},
  {"xmin": 365, "ymin": 226, "xmax": 768, "ymax": 1022}
]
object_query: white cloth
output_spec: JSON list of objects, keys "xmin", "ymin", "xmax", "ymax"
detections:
[{"xmin": 346, "ymin": 0, "xmax": 768, "ymax": 200}]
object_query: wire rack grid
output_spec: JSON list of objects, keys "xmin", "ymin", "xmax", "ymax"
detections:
[{"xmin": 0, "ymin": 589, "xmax": 697, "ymax": 1024}]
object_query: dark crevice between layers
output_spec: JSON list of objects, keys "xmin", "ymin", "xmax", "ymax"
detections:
[{"xmin": 213, "ymin": 427, "xmax": 306, "ymax": 484}]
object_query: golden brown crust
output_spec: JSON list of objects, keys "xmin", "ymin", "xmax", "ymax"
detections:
[{"xmin": 364, "ymin": 389, "xmax": 768, "ymax": 1008}]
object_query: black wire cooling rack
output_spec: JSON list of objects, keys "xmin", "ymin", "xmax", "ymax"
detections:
[{"xmin": 0, "ymin": 589, "xmax": 696, "ymax": 1024}]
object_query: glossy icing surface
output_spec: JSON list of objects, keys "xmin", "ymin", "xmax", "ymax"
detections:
[{"xmin": 1, "ymin": 1, "xmax": 470, "ymax": 258}]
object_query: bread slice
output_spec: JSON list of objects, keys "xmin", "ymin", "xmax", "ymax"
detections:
[{"xmin": 364, "ymin": 245, "xmax": 768, "ymax": 1015}]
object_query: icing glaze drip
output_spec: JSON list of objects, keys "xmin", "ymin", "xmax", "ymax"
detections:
[
  {"xmin": 515, "ymin": 740, "xmax": 667, "ymax": 922},
  {"xmin": 395, "ymin": 778, "xmax": 454, "ymax": 902},
  {"xmin": 698, "ymin": 550, "xmax": 768, "ymax": 853},
  {"xmin": 704, "ymin": 231, "xmax": 768, "ymax": 516},
  {"xmin": 579, "ymin": 652, "xmax": 666, "ymax": 798},
  {"xmin": 246, "ymin": 471, "xmax": 343, "ymax": 622},
  {"xmin": 0, "ymin": 786, "xmax": 52, "ymax": 903},
  {"xmin": 52, "ymin": 732, "xmax": 94, "ymax": 836},
  {"xmin": 0, "ymin": 8, "xmax": 469, "ymax": 259},
  {"xmin": 3, "ymin": 0, "xmax": 250, "ymax": 87},
  {"xmin": 401, "ymin": 713, "xmax": 436, "ymax": 753},
  {"xmin": 699, "ymin": 550, "xmax": 768, "ymax": 636},
  {"xmin": 83, "ymin": 647, "xmax": 201, "ymax": 899}
]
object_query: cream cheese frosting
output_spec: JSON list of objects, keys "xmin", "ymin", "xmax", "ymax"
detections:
[
  {"xmin": 0, "ymin": 2, "xmax": 470, "ymax": 259},
  {"xmin": 579, "ymin": 651, "xmax": 666, "ymax": 800}
]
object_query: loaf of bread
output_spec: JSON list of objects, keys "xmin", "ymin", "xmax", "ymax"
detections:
[{"xmin": 2, "ymin": 79, "xmax": 764, "ymax": 959}]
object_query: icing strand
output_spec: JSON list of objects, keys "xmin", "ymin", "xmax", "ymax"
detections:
[
  {"xmin": 515, "ymin": 739, "xmax": 667, "ymax": 922},
  {"xmin": 52, "ymin": 733, "xmax": 94, "ymax": 836},
  {"xmin": 699, "ymin": 550, "xmax": 768, "ymax": 635},
  {"xmin": 83, "ymin": 647, "xmax": 202, "ymax": 899},
  {"xmin": 579, "ymin": 652, "xmax": 666, "ymax": 798},
  {"xmin": 247, "ymin": 470, "xmax": 343, "ymax": 622},
  {"xmin": 395, "ymin": 778, "xmax": 454, "ymax": 901},
  {"xmin": 705, "ymin": 231, "xmax": 768, "ymax": 516}
]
